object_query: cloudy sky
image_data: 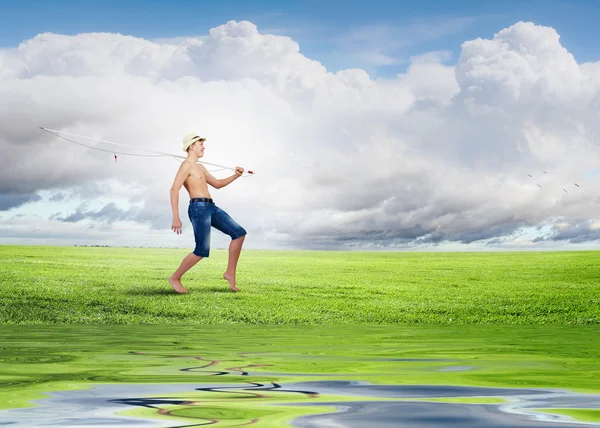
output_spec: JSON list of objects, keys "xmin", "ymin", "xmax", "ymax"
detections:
[{"xmin": 1, "ymin": 0, "xmax": 600, "ymax": 251}]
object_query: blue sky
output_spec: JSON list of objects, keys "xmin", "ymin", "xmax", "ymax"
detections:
[{"xmin": 1, "ymin": 0, "xmax": 599, "ymax": 77}]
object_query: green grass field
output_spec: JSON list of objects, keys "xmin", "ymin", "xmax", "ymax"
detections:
[
  {"xmin": 1, "ymin": 245, "xmax": 599, "ymax": 324},
  {"xmin": 2, "ymin": 245, "xmax": 600, "ymax": 425}
]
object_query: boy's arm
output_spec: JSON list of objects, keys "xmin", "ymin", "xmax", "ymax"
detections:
[
  {"xmin": 170, "ymin": 162, "xmax": 192, "ymax": 232},
  {"xmin": 204, "ymin": 165, "xmax": 244, "ymax": 189}
]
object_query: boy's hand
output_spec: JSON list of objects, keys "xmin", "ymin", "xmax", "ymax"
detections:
[
  {"xmin": 172, "ymin": 217, "xmax": 182, "ymax": 235},
  {"xmin": 235, "ymin": 166, "xmax": 244, "ymax": 176}
]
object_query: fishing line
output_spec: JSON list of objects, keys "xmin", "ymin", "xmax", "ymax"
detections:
[{"xmin": 39, "ymin": 127, "xmax": 255, "ymax": 176}]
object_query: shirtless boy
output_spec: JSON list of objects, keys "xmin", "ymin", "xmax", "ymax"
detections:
[{"xmin": 168, "ymin": 133, "xmax": 247, "ymax": 293}]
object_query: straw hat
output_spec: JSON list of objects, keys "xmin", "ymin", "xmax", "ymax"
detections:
[{"xmin": 182, "ymin": 133, "xmax": 206, "ymax": 152}]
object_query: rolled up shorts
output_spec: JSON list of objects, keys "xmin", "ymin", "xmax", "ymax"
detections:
[{"xmin": 188, "ymin": 198, "xmax": 247, "ymax": 258}]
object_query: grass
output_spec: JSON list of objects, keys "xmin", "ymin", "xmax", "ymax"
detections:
[
  {"xmin": 3, "ymin": 245, "xmax": 600, "ymax": 426},
  {"xmin": 1, "ymin": 245, "xmax": 599, "ymax": 324}
]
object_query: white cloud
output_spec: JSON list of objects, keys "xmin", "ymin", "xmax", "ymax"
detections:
[{"xmin": 1, "ymin": 20, "xmax": 600, "ymax": 250}]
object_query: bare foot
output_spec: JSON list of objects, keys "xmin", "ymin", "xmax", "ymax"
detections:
[
  {"xmin": 168, "ymin": 276, "xmax": 188, "ymax": 294},
  {"xmin": 223, "ymin": 272, "xmax": 240, "ymax": 292}
]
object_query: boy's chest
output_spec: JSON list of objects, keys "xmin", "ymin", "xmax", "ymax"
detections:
[{"xmin": 189, "ymin": 167, "xmax": 206, "ymax": 182}]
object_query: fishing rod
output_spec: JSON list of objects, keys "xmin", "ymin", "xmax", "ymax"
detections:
[{"xmin": 39, "ymin": 127, "xmax": 255, "ymax": 175}]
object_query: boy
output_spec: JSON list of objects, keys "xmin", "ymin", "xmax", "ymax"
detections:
[{"xmin": 168, "ymin": 133, "xmax": 247, "ymax": 293}]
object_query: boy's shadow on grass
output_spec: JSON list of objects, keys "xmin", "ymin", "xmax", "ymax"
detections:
[
  {"xmin": 126, "ymin": 289, "xmax": 176, "ymax": 296},
  {"xmin": 126, "ymin": 286, "xmax": 233, "ymax": 296}
]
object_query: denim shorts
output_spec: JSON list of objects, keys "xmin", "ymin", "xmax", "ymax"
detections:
[{"xmin": 188, "ymin": 198, "xmax": 247, "ymax": 257}]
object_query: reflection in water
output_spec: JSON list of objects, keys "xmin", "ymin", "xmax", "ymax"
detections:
[
  {"xmin": 2, "ymin": 325, "xmax": 600, "ymax": 427},
  {"xmin": 294, "ymin": 400, "xmax": 599, "ymax": 428},
  {"xmin": 1, "ymin": 381, "xmax": 600, "ymax": 427},
  {"xmin": 1, "ymin": 353, "xmax": 600, "ymax": 427}
]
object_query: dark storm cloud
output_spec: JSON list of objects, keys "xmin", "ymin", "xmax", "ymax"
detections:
[{"xmin": 0, "ymin": 191, "xmax": 42, "ymax": 210}]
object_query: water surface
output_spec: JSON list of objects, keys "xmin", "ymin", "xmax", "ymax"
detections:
[{"xmin": 1, "ymin": 325, "xmax": 599, "ymax": 427}]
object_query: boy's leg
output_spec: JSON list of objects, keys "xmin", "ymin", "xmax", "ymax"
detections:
[
  {"xmin": 211, "ymin": 205, "xmax": 247, "ymax": 291},
  {"xmin": 224, "ymin": 235, "xmax": 245, "ymax": 292},
  {"xmin": 169, "ymin": 202, "xmax": 212, "ymax": 293},
  {"xmin": 169, "ymin": 253, "xmax": 203, "ymax": 294}
]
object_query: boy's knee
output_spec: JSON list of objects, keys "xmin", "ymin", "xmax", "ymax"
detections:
[{"xmin": 233, "ymin": 231, "xmax": 247, "ymax": 241}]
